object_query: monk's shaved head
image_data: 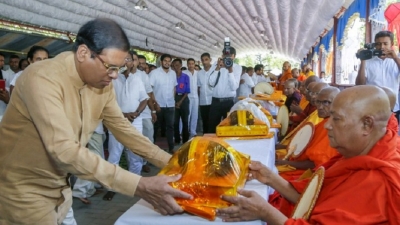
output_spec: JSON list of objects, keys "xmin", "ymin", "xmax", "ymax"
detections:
[
  {"xmin": 318, "ymin": 86, "xmax": 340, "ymax": 97},
  {"xmin": 304, "ymin": 75, "xmax": 320, "ymax": 87},
  {"xmin": 285, "ymin": 78, "xmax": 298, "ymax": 88},
  {"xmin": 379, "ymin": 86, "xmax": 396, "ymax": 111},
  {"xmin": 309, "ymin": 83, "xmax": 329, "ymax": 106},
  {"xmin": 316, "ymin": 87, "xmax": 340, "ymax": 118},
  {"xmin": 325, "ymin": 85, "xmax": 391, "ymax": 158}
]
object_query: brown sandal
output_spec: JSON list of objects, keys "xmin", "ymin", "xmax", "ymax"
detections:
[{"xmin": 77, "ymin": 197, "xmax": 91, "ymax": 204}]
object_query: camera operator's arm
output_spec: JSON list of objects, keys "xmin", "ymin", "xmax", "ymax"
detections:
[
  {"xmin": 355, "ymin": 61, "xmax": 367, "ymax": 85},
  {"xmin": 227, "ymin": 64, "xmax": 241, "ymax": 91}
]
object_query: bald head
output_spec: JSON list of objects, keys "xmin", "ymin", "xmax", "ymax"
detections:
[
  {"xmin": 304, "ymin": 75, "xmax": 320, "ymax": 87},
  {"xmin": 316, "ymin": 87, "xmax": 340, "ymax": 118},
  {"xmin": 309, "ymin": 83, "xmax": 329, "ymax": 106},
  {"xmin": 325, "ymin": 85, "xmax": 391, "ymax": 158},
  {"xmin": 379, "ymin": 86, "xmax": 396, "ymax": 111}
]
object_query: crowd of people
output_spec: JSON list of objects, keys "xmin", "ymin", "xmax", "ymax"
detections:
[{"xmin": 0, "ymin": 17, "xmax": 400, "ymax": 225}]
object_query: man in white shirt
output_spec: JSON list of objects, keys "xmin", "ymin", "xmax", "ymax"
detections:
[
  {"xmin": 183, "ymin": 58, "xmax": 199, "ymax": 138},
  {"xmin": 2, "ymin": 54, "xmax": 20, "ymax": 89},
  {"xmin": 149, "ymin": 54, "xmax": 177, "ymax": 152},
  {"xmin": 131, "ymin": 51, "xmax": 157, "ymax": 173},
  {"xmin": 104, "ymin": 51, "xmax": 149, "ymax": 200},
  {"xmin": 208, "ymin": 47, "xmax": 242, "ymax": 133},
  {"xmin": 197, "ymin": 53, "xmax": 215, "ymax": 133},
  {"xmin": 238, "ymin": 67, "xmax": 255, "ymax": 98},
  {"xmin": 356, "ymin": 30, "xmax": 400, "ymax": 121},
  {"xmin": 254, "ymin": 64, "xmax": 270, "ymax": 83}
]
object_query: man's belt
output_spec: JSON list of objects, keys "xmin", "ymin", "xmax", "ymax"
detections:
[{"xmin": 212, "ymin": 97, "xmax": 234, "ymax": 102}]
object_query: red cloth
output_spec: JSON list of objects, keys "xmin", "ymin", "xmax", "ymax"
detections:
[{"xmin": 284, "ymin": 129, "xmax": 400, "ymax": 224}]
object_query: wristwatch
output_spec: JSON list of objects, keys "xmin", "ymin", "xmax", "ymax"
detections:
[{"xmin": 151, "ymin": 110, "xmax": 156, "ymax": 114}]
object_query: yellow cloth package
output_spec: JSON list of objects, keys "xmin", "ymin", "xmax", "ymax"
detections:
[{"xmin": 158, "ymin": 136, "xmax": 250, "ymax": 220}]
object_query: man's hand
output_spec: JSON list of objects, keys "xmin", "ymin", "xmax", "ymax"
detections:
[
  {"xmin": 136, "ymin": 174, "xmax": 193, "ymax": 215},
  {"xmin": 382, "ymin": 49, "xmax": 399, "ymax": 59},
  {"xmin": 240, "ymin": 79, "xmax": 245, "ymax": 84},
  {"xmin": 0, "ymin": 89, "xmax": 10, "ymax": 104},
  {"xmin": 357, "ymin": 48, "xmax": 367, "ymax": 61},
  {"xmin": 247, "ymin": 161, "xmax": 273, "ymax": 185},
  {"xmin": 151, "ymin": 113, "xmax": 157, "ymax": 123},
  {"xmin": 175, "ymin": 101, "xmax": 181, "ymax": 109},
  {"xmin": 123, "ymin": 112, "xmax": 135, "ymax": 123},
  {"xmin": 217, "ymin": 189, "xmax": 268, "ymax": 222},
  {"xmin": 290, "ymin": 103, "xmax": 302, "ymax": 115}
]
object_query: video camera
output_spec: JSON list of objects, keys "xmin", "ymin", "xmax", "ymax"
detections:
[
  {"xmin": 356, "ymin": 43, "xmax": 384, "ymax": 60},
  {"xmin": 223, "ymin": 37, "xmax": 233, "ymax": 68}
]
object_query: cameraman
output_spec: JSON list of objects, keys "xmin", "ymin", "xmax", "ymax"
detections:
[
  {"xmin": 207, "ymin": 47, "xmax": 242, "ymax": 133},
  {"xmin": 356, "ymin": 31, "xmax": 400, "ymax": 121}
]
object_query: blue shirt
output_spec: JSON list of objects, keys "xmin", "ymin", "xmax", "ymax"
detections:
[{"xmin": 176, "ymin": 72, "xmax": 191, "ymax": 94}]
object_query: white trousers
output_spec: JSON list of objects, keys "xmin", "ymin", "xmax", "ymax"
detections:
[
  {"xmin": 142, "ymin": 118, "xmax": 154, "ymax": 165},
  {"xmin": 72, "ymin": 132, "xmax": 105, "ymax": 198},
  {"xmin": 61, "ymin": 208, "xmax": 77, "ymax": 225},
  {"xmin": 188, "ymin": 97, "xmax": 199, "ymax": 137},
  {"xmin": 108, "ymin": 119, "xmax": 144, "ymax": 175}
]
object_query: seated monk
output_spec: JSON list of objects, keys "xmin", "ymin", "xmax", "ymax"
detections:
[
  {"xmin": 287, "ymin": 82, "xmax": 328, "ymax": 134},
  {"xmin": 217, "ymin": 85, "xmax": 400, "ymax": 224},
  {"xmin": 297, "ymin": 81, "xmax": 309, "ymax": 110},
  {"xmin": 277, "ymin": 61, "xmax": 293, "ymax": 91},
  {"xmin": 275, "ymin": 87, "xmax": 341, "ymax": 181},
  {"xmin": 283, "ymin": 79, "xmax": 301, "ymax": 114}
]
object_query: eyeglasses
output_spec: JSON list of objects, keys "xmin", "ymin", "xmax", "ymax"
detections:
[
  {"xmin": 309, "ymin": 91, "xmax": 319, "ymax": 96},
  {"xmin": 316, "ymin": 100, "xmax": 331, "ymax": 106},
  {"xmin": 93, "ymin": 52, "xmax": 127, "ymax": 74}
]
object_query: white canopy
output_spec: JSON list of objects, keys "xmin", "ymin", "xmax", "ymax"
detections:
[{"xmin": 0, "ymin": 0, "xmax": 350, "ymax": 60}]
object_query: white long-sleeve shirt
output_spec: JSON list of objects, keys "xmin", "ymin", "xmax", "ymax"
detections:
[
  {"xmin": 113, "ymin": 73, "xmax": 148, "ymax": 114},
  {"xmin": 238, "ymin": 73, "xmax": 255, "ymax": 97},
  {"xmin": 208, "ymin": 63, "xmax": 242, "ymax": 98}
]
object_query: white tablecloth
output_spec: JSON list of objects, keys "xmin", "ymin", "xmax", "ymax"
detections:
[{"xmin": 115, "ymin": 135, "xmax": 277, "ymax": 225}]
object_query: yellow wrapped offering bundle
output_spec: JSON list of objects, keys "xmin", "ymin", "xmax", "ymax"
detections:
[
  {"xmin": 217, "ymin": 109, "xmax": 269, "ymax": 137},
  {"xmin": 158, "ymin": 136, "xmax": 250, "ymax": 221}
]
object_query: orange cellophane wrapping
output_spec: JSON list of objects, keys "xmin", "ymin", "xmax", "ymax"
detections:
[{"xmin": 158, "ymin": 136, "xmax": 250, "ymax": 220}]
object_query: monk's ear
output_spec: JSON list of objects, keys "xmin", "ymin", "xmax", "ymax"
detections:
[
  {"xmin": 75, "ymin": 44, "xmax": 91, "ymax": 63},
  {"xmin": 361, "ymin": 115, "xmax": 374, "ymax": 135}
]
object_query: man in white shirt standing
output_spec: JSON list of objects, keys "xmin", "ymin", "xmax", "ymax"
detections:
[
  {"xmin": 104, "ymin": 51, "xmax": 149, "ymax": 201},
  {"xmin": 149, "ymin": 54, "xmax": 177, "ymax": 152},
  {"xmin": 197, "ymin": 53, "xmax": 215, "ymax": 134},
  {"xmin": 131, "ymin": 51, "xmax": 157, "ymax": 173},
  {"xmin": 208, "ymin": 47, "xmax": 242, "ymax": 133},
  {"xmin": 356, "ymin": 30, "xmax": 400, "ymax": 122},
  {"xmin": 254, "ymin": 64, "xmax": 270, "ymax": 83},
  {"xmin": 238, "ymin": 67, "xmax": 255, "ymax": 98},
  {"xmin": 2, "ymin": 54, "xmax": 20, "ymax": 88},
  {"xmin": 183, "ymin": 58, "xmax": 198, "ymax": 138}
]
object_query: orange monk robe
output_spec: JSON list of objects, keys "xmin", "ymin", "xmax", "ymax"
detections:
[
  {"xmin": 272, "ymin": 115, "xmax": 400, "ymax": 218},
  {"xmin": 280, "ymin": 110, "xmax": 324, "ymax": 146},
  {"xmin": 297, "ymin": 74, "xmax": 307, "ymax": 82},
  {"xmin": 285, "ymin": 129, "xmax": 400, "ymax": 224},
  {"xmin": 298, "ymin": 96, "xmax": 308, "ymax": 110},
  {"xmin": 278, "ymin": 118, "xmax": 340, "ymax": 181},
  {"xmin": 278, "ymin": 71, "xmax": 293, "ymax": 91}
]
